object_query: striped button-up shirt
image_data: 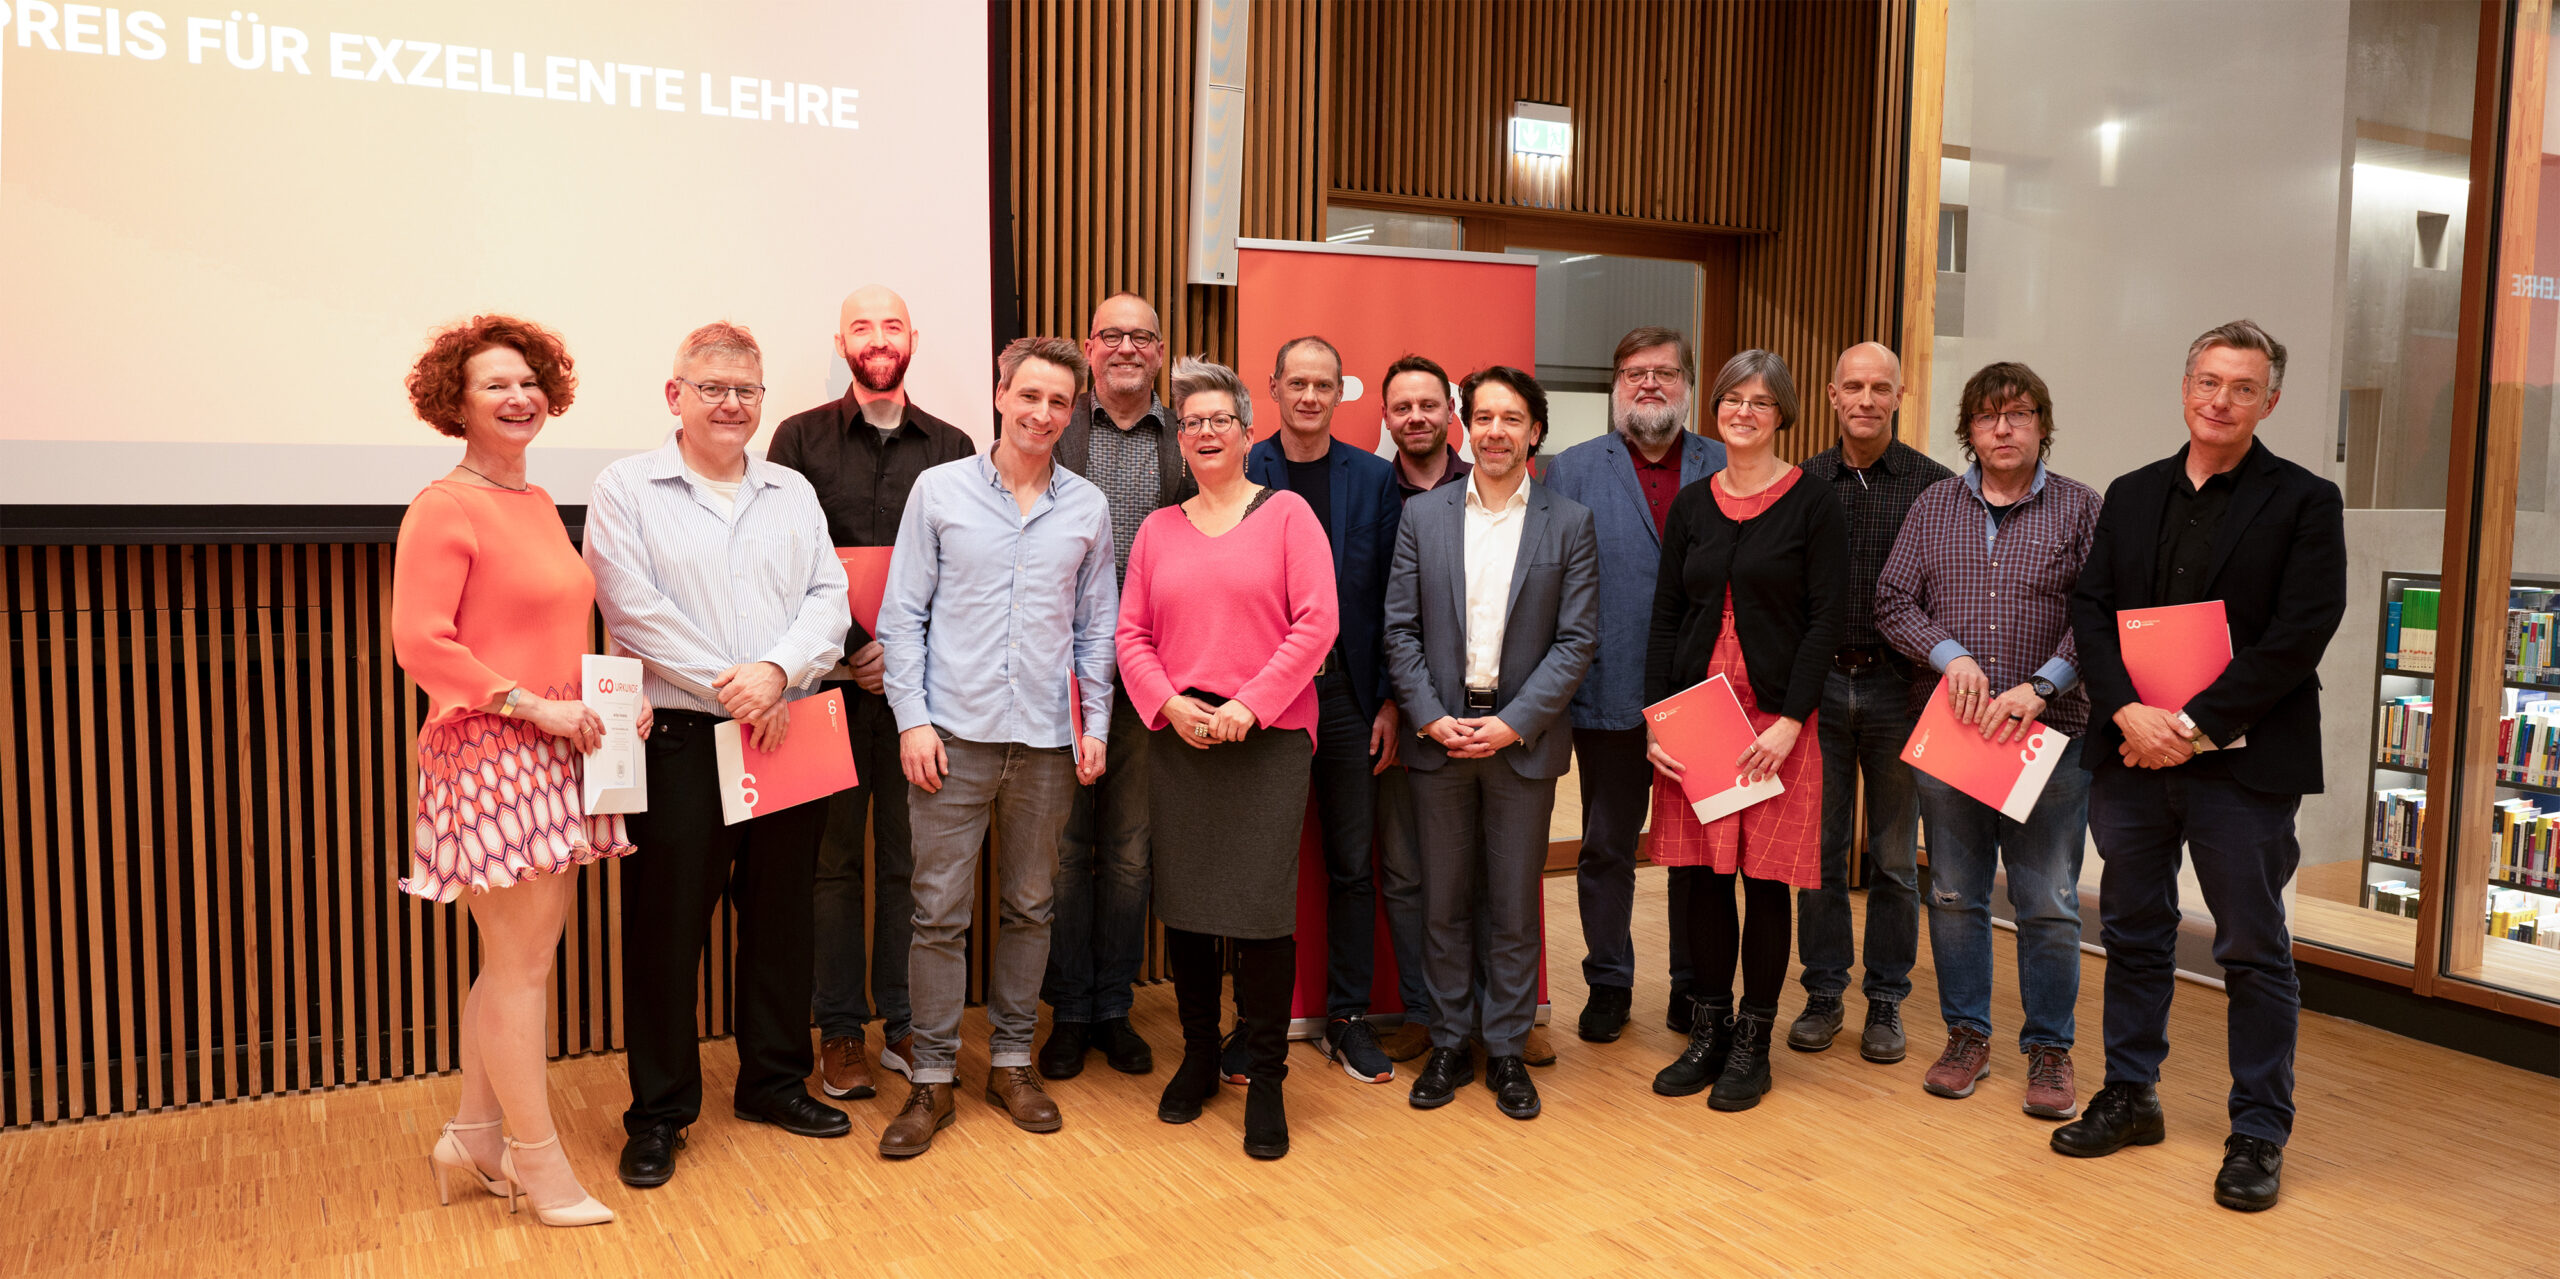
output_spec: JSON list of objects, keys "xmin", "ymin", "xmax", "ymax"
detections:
[
  {"xmin": 878, "ymin": 454, "xmax": 1118, "ymax": 747},
  {"xmin": 1873, "ymin": 463, "xmax": 2101, "ymax": 737},
  {"xmin": 583, "ymin": 434, "xmax": 849, "ymax": 718}
]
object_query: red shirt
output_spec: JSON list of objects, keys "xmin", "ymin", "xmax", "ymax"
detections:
[{"xmin": 1632, "ymin": 445, "xmax": 1683, "ymax": 535}]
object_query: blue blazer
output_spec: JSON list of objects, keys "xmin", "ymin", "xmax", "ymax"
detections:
[
  {"xmin": 1542, "ymin": 430, "xmax": 1726, "ymax": 731},
  {"xmin": 1246, "ymin": 436, "xmax": 1405, "ymax": 718}
]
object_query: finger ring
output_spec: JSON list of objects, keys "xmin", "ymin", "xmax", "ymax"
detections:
[{"xmin": 1194, "ymin": 724, "xmax": 1210, "ymax": 738}]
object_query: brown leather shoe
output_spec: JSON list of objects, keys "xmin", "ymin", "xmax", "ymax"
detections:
[
  {"xmin": 1377, "ymin": 1021, "xmax": 1431, "ymax": 1063},
  {"xmin": 877, "ymin": 1082, "xmax": 954, "ymax": 1159},
  {"xmin": 984, "ymin": 1065, "xmax": 1064, "ymax": 1133},
  {"xmin": 818, "ymin": 1035, "xmax": 876, "ymax": 1100},
  {"xmin": 879, "ymin": 1032, "xmax": 915, "ymax": 1080},
  {"xmin": 1522, "ymin": 1025, "xmax": 1557, "ymax": 1068}
]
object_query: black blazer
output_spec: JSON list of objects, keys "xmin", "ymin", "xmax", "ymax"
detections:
[
  {"xmin": 2069, "ymin": 438, "xmax": 2347, "ymax": 795},
  {"xmin": 1645, "ymin": 472, "xmax": 1850, "ymax": 722}
]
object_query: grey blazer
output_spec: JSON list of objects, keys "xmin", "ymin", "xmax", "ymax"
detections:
[{"xmin": 1383, "ymin": 477, "xmax": 1601, "ymax": 779}]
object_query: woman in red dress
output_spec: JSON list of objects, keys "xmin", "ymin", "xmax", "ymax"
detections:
[{"xmin": 1642, "ymin": 349, "xmax": 1849, "ymax": 1112}]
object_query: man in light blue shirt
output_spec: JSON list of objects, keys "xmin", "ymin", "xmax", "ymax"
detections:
[
  {"xmin": 584, "ymin": 322, "xmax": 852, "ymax": 1189},
  {"xmin": 873, "ymin": 336, "xmax": 1115, "ymax": 1159}
]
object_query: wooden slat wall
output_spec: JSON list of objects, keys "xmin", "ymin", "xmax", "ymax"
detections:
[
  {"xmin": 0, "ymin": 545, "xmax": 741, "ymax": 1128},
  {"xmin": 1009, "ymin": 0, "xmax": 1327, "ymax": 363}
]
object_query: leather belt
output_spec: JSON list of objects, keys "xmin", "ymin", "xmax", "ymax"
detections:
[
  {"xmin": 1834, "ymin": 645, "xmax": 1896, "ymax": 674},
  {"xmin": 1463, "ymin": 687, "xmax": 1497, "ymax": 713},
  {"xmin": 1315, "ymin": 651, "xmax": 1338, "ymax": 678}
]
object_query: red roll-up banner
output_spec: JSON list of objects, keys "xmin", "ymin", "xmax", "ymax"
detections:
[{"xmin": 1234, "ymin": 239, "xmax": 1548, "ymax": 1033}]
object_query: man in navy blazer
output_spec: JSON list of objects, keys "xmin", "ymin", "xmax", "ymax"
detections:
[
  {"xmin": 1244, "ymin": 334, "xmax": 1409, "ymax": 1085},
  {"xmin": 1542, "ymin": 327, "xmax": 1725, "ymax": 1042},
  {"xmin": 1384, "ymin": 365, "xmax": 1599, "ymax": 1120},
  {"xmin": 2055, "ymin": 320, "xmax": 2346, "ymax": 1214}
]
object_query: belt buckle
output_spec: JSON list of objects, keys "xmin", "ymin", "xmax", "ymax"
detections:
[{"xmin": 1464, "ymin": 688, "xmax": 1497, "ymax": 713}]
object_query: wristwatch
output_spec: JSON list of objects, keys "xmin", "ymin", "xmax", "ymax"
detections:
[
  {"xmin": 2028, "ymin": 676, "xmax": 2058, "ymax": 700},
  {"xmin": 498, "ymin": 687, "xmax": 524, "ymax": 718},
  {"xmin": 2172, "ymin": 710, "xmax": 2215, "ymax": 752}
]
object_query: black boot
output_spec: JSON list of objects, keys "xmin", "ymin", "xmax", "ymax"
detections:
[
  {"xmin": 1236, "ymin": 935, "xmax": 1296, "ymax": 1159},
  {"xmin": 1158, "ymin": 930, "xmax": 1226, "ymax": 1124},
  {"xmin": 1709, "ymin": 1003, "xmax": 1775, "ymax": 1112},
  {"xmin": 1653, "ymin": 994, "xmax": 1733, "ymax": 1097}
]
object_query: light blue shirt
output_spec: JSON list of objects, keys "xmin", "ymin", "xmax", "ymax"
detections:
[
  {"xmin": 1923, "ymin": 461, "xmax": 2078, "ymax": 695},
  {"xmin": 880, "ymin": 453, "xmax": 1118, "ymax": 747},
  {"xmin": 583, "ymin": 434, "xmax": 849, "ymax": 717}
]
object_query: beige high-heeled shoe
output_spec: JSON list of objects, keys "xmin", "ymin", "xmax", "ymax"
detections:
[
  {"xmin": 430, "ymin": 1118, "xmax": 509, "ymax": 1207},
  {"xmin": 499, "ymin": 1133, "xmax": 616, "ymax": 1227}
]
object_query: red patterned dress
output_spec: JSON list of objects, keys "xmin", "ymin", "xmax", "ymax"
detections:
[
  {"xmin": 1646, "ymin": 469, "xmax": 1824, "ymax": 889},
  {"xmin": 391, "ymin": 480, "xmax": 634, "ymax": 901}
]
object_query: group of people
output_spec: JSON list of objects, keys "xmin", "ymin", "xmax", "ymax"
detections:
[{"xmin": 391, "ymin": 288, "xmax": 2345, "ymax": 1226}]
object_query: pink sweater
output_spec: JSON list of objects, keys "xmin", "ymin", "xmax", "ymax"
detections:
[{"xmin": 1116, "ymin": 489, "xmax": 1340, "ymax": 739}]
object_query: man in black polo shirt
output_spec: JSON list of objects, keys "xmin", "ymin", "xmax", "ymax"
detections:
[
  {"xmin": 1792, "ymin": 342, "xmax": 1951, "ymax": 1066},
  {"xmin": 767, "ymin": 284, "xmax": 976, "ymax": 1101}
]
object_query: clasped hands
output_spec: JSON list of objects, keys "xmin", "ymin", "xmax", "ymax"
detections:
[
  {"xmin": 2113, "ymin": 702, "xmax": 2196, "ymax": 770},
  {"xmin": 1164, "ymin": 694, "xmax": 1258, "ymax": 749},
  {"xmin": 1944, "ymin": 656, "xmax": 2045, "ymax": 745},
  {"xmin": 713, "ymin": 660, "xmax": 792, "ymax": 750},
  {"xmin": 1421, "ymin": 714, "xmax": 1520, "ymax": 759}
]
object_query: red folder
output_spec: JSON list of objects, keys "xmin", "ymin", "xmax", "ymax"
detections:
[
  {"xmin": 836, "ymin": 547, "xmax": 894, "ymax": 637},
  {"xmin": 1643, "ymin": 674, "xmax": 1784, "ymax": 823},
  {"xmin": 2118, "ymin": 600, "xmax": 2233, "ymax": 711},
  {"xmin": 1900, "ymin": 676, "xmax": 2069, "ymax": 822},
  {"xmin": 713, "ymin": 688, "xmax": 859, "ymax": 825}
]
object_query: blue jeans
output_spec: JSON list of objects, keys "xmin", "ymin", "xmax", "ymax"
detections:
[
  {"xmin": 1799, "ymin": 665, "xmax": 1923, "ymax": 1003},
  {"xmin": 811, "ymin": 687, "xmax": 913, "ymax": 1044},
  {"xmin": 1041, "ymin": 689, "xmax": 1152, "ymax": 1023},
  {"xmin": 1311, "ymin": 672, "xmax": 1380, "ymax": 1018},
  {"xmin": 907, "ymin": 733, "xmax": 1079, "ymax": 1083},
  {"xmin": 1916, "ymin": 737, "xmax": 2089, "ymax": 1050},
  {"xmin": 2090, "ymin": 766, "xmax": 2303, "ymax": 1145}
]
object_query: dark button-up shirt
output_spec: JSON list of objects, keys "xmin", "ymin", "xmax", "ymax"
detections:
[
  {"xmin": 1082, "ymin": 394, "xmax": 1172, "ymax": 583},
  {"xmin": 1874, "ymin": 463, "xmax": 2102, "ymax": 737},
  {"xmin": 765, "ymin": 394, "xmax": 978, "ymax": 549},
  {"xmin": 1395, "ymin": 451, "xmax": 1471, "ymax": 497},
  {"xmin": 1804, "ymin": 439, "xmax": 1955, "ymax": 651},
  {"xmin": 2155, "ymin": 458, "xmax": 2239, "ymax": 604},
  {"xmin": 1632, "ymin": 446, "xmax": 1680, "ymax": 536}
]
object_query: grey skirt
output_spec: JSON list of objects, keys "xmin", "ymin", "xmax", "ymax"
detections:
[{"xmin": 1148, "ymin": 721, "xmax": 1312, "ymax": 939}]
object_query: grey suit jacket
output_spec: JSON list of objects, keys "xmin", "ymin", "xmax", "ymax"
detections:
[{"xmin": 1383, "ymin": 476, "xmax": 1601, "ymax": 779}]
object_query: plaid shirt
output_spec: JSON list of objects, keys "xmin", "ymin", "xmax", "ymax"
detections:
[
  {"xmin": 1803, "ymin": 440, "xmax": 1954, "ymax": 650},
  {"xmin": 1872, "ymin": 464, "xmax": 2102, "ymax": 737}
]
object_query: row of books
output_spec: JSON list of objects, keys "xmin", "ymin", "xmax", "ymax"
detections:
[
  {"xmin": 2366, "ymin": 882, "xmax": 2560, "ymax": 948},
  {"xmin": 2498, "ymin": 697, "xmax": 2560, "ymax": 789},
  {"xmin": 2377, "ymin": 696, "xmax": 2431, "ymax": 769},
  {"xmin": 2383, "ymin": 587, "xmax": 2440, "ymax": 673},
  {"xmin": 2506, "ymin": 596, "xmax": 2560, "ymax": 685},
  {"xmin": 2492, "ymin": 798, "xmax": 2559, "ymax": 891},
  {"xmin": 2382, "ymin": 584, "xmax": 2560, "ymax": 684},
  {"xmin": 2371, "ymin": 787, "xmax": 2427, "ymax": 864}
]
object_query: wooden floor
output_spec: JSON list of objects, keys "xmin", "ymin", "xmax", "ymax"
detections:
[{"xmin": 5, "ymin": 870, "xmax": 2555, "ymax": 1279}]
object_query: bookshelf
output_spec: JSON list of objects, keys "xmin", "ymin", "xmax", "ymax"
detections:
[{"xmin": 2364, "ymin": 572, "xmax": 2560, "ymax": 947}]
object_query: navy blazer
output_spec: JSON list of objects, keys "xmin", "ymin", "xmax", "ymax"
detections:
[
  {"xmin": 1383, "ymin": 478, "xmax": 1601, "ymax": 779},
  {"xmin": 1246, "ymin": 435, "xmax": 1405, "ymax": 717},
  {"xmin": 1543, "ymin": 430, "xmax": 1726, "ymax": 731},
  {"xmin": 2069, "ymin": 437, "xmax": 2346, "ymax": 795}
]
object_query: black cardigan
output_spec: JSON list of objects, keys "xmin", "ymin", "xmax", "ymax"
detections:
[{"xmin": 1644, "ymin": 472, "xmax": 1850, "ymax": 722}]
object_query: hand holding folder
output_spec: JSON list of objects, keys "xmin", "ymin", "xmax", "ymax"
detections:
[
  {"xmin": 2117, "ymin": 600, "xmax": 2247, "ymax": 750},
  {"xmin": 1901, "ymin": 675, "xmax": 2067, "ymax": 822},
  {"xmin": 1644, "ymin": 674, "xmax": 1785, "ymax": 824},
  {"xmin": 713, "ymin": 688, "xmax": 860, "ymax": 825}
]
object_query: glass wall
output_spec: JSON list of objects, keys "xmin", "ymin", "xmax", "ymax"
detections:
[
  {"xmin": 1523, "ymin": 250, "xmax": 1701, "ymax": 453},
  {"xmin": 1941, "ymin": 0, "xmax": 2490, "ymax": 973}
]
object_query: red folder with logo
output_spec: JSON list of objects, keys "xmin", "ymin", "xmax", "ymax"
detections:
[
  {"xmin": 713, "ymin": 688, "xmax": 859, "ymax": 825},
  {"xmin": 836, "ymin": 547, "xmax": 894, "ymax": 637},
  {"xmin": 1900, "ymin": 676, "xmax": 2069, "ymax": 822},
  {"xmin": 1643, "ymin": 674, "xmax": 1784, "ymax": 824},
  {"xmin": 2117, "ymin": 600, "xmax": 2234, "ymax": 711}
]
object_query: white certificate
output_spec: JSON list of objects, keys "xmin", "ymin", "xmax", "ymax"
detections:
[{"xmin": 581, "ymin": 654, "xmax": 647, "ymax": 815}]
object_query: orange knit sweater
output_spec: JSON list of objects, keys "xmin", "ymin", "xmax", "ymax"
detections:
[{"xmin": 391, "ymin": 479, "xmax": 597, "ymax": 730}]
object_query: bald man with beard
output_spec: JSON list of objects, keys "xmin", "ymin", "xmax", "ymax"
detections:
[
  {"xmin": 1786, "ymin": 342, "xmax": 1952, "ymax": 1068},
  {"xmin": 769, "ymin": 284, "xmax": 977, "ymax": 1099}
]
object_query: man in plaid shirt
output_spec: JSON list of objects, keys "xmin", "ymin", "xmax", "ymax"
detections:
[{"xmin": 1873, "ymin": 361, "xmax": 2101, "ymax": 1124}]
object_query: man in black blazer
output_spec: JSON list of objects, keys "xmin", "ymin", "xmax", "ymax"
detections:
[
  {"xmin": 1384, "ymin": 365, "xmax": 1600, "ymax": 1121},
  {"xmin": 2057, "ymin": 320, "xmax": 2346, "ymax": 1213}
]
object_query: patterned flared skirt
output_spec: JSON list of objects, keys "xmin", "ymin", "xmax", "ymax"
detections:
[{"xmin": 401, "ymin": 709, "xmax": 635, "ymax": 902}]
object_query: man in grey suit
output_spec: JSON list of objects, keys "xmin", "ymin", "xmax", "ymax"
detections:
[{"xmin": 1384, "ymin": 364, "xmax": 1600, "ymax": 1122}]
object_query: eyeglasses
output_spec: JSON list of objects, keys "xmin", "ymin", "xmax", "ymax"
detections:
[
  {"xmin": 1968, "ymin": 409, "xmax": 2040, "ymax": 430},
  {"xmin": 675, "ymin": 377, "xmax": 765, "ymax": 407},
  {"xmin": 1717, "ymin": 396, "xmax": 1780, "ymax": 417},
  {"xmin": 1616, "ymin": 366, "xmax": 1685, "ymax": 388},
  {"xmin": 1176, "ymin": 413, "xmax": 1244, "ymax": 437},
  {"xmin": 2185, "ymin": 374, "xmax": 2268, "ymax": 408},
  {"xmin": 1090, "ymin": 328, "xmax": 1161, "ymax": 351}
]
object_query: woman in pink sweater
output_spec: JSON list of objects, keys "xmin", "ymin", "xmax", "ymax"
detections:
[{"xmin": 1115, "ymin": 356, "xmax": 1338, "ymax": 1160}]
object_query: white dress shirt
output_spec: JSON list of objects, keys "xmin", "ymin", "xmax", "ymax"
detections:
[
  {"xmin": 1462, "ymin": 474, "xmax": 1531, "ymax": 691},
  {"xmin": 583, "ymin": 433, "xmax": 849, "ymax": 717}
]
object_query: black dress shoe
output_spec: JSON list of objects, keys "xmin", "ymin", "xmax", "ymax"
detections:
[
  {"xmin": 1485, "ymin": 1054, "xmax": 1540, "ymax": 1120},
  {"xmin": 734, "ymin": 1090, "xmax": 852, "ymax": 1138},
  {"xmin": 2049, "ymin": 1081, "xmax": 2166, "ymax": 1158},
  {"xmin": 1577, "ymin": 985, "xmax": 1633, "ymax": 1043},
  {"xmin": 1039, "ymin": 1020, "xmax": 1091, "ymax": 1080},
  {"xmin": 2214, "ymin": 1134, "xmax": 2284, "ymax": 1211},
  {"xmin": 1095, "ymin": 1016, "xmax": 1155, "ymax": 1074},
  {"xmin": 1407, "ymin": 1046, "xmax": 1474, "ymax": 1109},
  {"xmin": 618, "ymin": 1123, "xmax": 685, "ymax": 1188}
]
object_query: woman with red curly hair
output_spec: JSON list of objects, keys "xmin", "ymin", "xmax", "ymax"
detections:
[{"xmin": 391, "ymin": 314, "xmax": 629, "ymax": 1228}]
